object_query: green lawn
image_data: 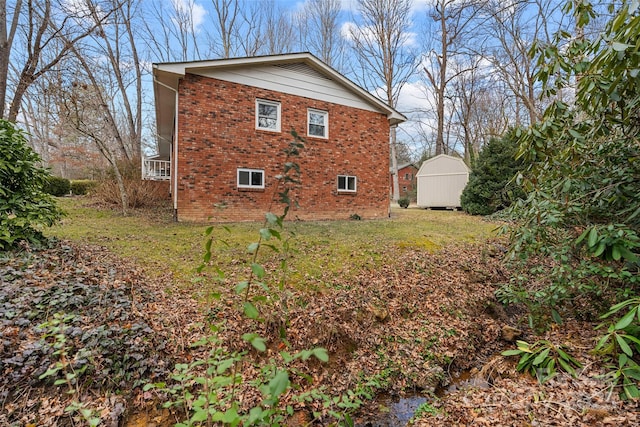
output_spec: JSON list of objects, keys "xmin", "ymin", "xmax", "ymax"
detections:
[{"xmin": 49, "ymin": 197, "xmax": 499, "ymax": 290}]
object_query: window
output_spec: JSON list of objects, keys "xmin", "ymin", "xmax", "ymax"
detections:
[
  {"xmin": 237, "ymin": 168, "xmax": 264, "ymax": 189},
  {"xmin": 337, "ymin": 175, "xmax": 357, "ymax": 192},
  {"xmin": 308, "ymin": 109, "xmax": 328, "ymax": 138},
  {"xmin": 404, "ymin": 173, "xmax": 410, "ymax": 180},
  {"xmin": 256, "ymin": 100, "xmax": 281, "ymax": 132}
]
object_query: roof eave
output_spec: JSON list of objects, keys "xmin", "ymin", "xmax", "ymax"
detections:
[{"xmin": 153, "ymin": 53, "xmax": 407, "ymax": 125}]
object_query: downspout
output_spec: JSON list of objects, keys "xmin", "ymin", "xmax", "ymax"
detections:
[{"xmin": 153, "ymin": 77, "xmax": 179, "ymax": 222}]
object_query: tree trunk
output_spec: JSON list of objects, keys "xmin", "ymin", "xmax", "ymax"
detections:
[
  {"xmin": 435, "ymin": 7, "xmax": 448, "ymax": 156},
  {"xmin": 390, "ymin": 125, "xmax": 400, "ymax": 202},
  {"xmin": 113, "ymin": 159, "xmax": 129, "ymax": 215},
  {"xmin": 0, "ymin": 0, "xmax": 22, "ymax": 120},
  {"xmin": 105, "ymin": 149, "xmax": 129, "ymax": 215}
]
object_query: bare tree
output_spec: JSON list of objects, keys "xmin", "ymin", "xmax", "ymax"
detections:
[
  {"xmin": 21, "ymin": 68, "xmax": 107, "ymax": 178},
  {"xmin": 262, "ymin": 0, "xmax": 294, "ymax": 55},
  {"xmin": 449, "ymin": 55, "xmax": 484, "ymax": 163},
  {"xmin": 478, "ymin": 0, "xmax": 567, "ymax": 126},
  {"xmin": 0, "ymin": 0, "xmax": 22, "ymax": 120},
  {"xmin": 229, "ymin": 0, "xmax": 293, "ymax": 57},
  {"xmin": 75, "ymin": 0, "xmax": 142, "ymax": 160},
  {"xmin": 60, "ymin": 78, "xmax": 130, "ymax": 211},
  {"xmin": 143, "ymin": 0, "xmax": 205, "ymax": 62},
  {"xmin": 295, "ymin": 0, "xmax": 346, "ymax": 70},
  {"xmin": 235, "ymin": 1, "xmax": 264, "ymax": 56},
  {"xmin": 142, "ymin": 0, "xmax": 172, "ymax": 62},
  {"xmin": 210, "ymin": 0, "xmax": 239, "ymax": 58},
  {"xmin": 57, "ymin": 0, "xmax": 146, "ymax": 214},
  {"xmin": 0, "ymin": 0, "xmax": 108, "ymax": 121},
  {"xmin": 421, "ymin": 0, "xmax": 486, "ymax": 156},
  {"xmin": 175, "ymin": 0, "xmax": 205, "ymax": 60},
  {"xmin": 349, "ymin": 0, "xmax": 416, "ymax": 202}
]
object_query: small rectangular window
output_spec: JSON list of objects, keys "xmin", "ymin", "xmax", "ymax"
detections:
[
  {"xmin": 308, "ymin": 109, "xmax": 328, "ymax": 138},
  {"xmin": 337, "ymin": 175, "xmax": 357, "ymax": 192},
  {"xmin": 256, "ymin": 100, "xmax": 281, "ymax": 132},
  {"xmin": 237, "ymin": 168, "xmax": 264, "ymax": 189},
  {"xmin": 404, "ymin": 173, "xmax": 410, "ymax": 180}
]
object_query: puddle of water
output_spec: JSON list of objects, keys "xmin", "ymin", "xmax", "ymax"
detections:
[
  {"xmin": 436, "ymin": 370, "xmax": 490, "ymax": 397},
  {"xmin": 353, "ymin": 370, "xmax": 490, "ymax": 426},
  {"xmin": 354, "ymin": 395, "xmax": 428, "ymax": 427}
]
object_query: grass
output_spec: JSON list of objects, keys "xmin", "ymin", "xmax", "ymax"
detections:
[{"xmin": 49, "ymin": 197, "xmax": 499, "ymax": 290}]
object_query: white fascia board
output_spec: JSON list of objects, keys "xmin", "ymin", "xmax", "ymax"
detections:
[{"xmin": 153, "ymin": 53, "xmax": 407, "ymax": 125}]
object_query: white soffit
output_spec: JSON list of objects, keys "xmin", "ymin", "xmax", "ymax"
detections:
[{"xmin": 154, "ymin": 53, "xmax": 406, "ymax": 125}]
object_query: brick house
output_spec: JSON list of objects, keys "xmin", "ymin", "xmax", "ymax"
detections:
[
  {"xmin": 147, "ymin": 53, "xmax": 406, "ymax": 222},
  {"xmin": 390, "ymin": 162, "xmax": 419, "ymax": 201}
]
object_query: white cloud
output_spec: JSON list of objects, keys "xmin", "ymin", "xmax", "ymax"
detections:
[
  {"xmin": 342, "ymin": 20, "xmax": 417, "ymax": 48},
  {"xmin": 171, "ymin": 0, "xmax": 207, "ymax": 32},
  {"xmin": 343, "ymin": 0, "xmax": 427, "ymax": 13},
  {"xmin": 340, "ymin": 21, "xmax": 355, "ymax": 41},
  {"xmin": 367, "ymin": 80, "xmax": 438, "ymax": 152},
  {"xmin": 339, "ymin": 0, "xmax": 359, "ymax": 12},
  {"xmin": 61, "ymin": 0, "xmax": 107, "ymax": 22},
  {"xmin": 139, "ymin": 60, "xmax": 154, "ymax": 74},
  {"xmin": 61, "ymin": 0, "xmax": 92, "ymax": 15},
  {"xmin": 396, "ymin": 80, "xmax": 431, "ymax": 113}
]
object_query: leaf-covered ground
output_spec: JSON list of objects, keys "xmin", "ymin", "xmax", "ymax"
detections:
[{"xmin": 1, "ymin": 239, "xmax": 639, "ymax": 426}]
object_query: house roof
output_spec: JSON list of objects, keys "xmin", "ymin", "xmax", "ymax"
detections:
[
  {"xmin": 152, "ymin": 52, "xmax": 407, "ymax": 157},
  {"xmin": 389, "ymin": 162, "xmax": 418, "ymax": 173}
]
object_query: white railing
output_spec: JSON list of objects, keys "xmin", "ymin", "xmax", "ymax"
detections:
[{"xmin": 143, "ymin": 159, "xmax": 170, "ymax": 180}]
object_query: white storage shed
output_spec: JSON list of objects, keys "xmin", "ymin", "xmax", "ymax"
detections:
[{"xmin": 416, "ymin": 154, "xmax": 470, "ymax": 208}]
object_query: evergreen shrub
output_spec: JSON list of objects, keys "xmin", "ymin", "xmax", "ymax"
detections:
[
  {"xmin": 45, "ymin": 176, "xmax": 70, "ymax": 196},
  {"xmin": 70, "ymin": 180, "xmax": 98, "ymax": 195},
  {"xmin": 0, "ymin": 120, "xmax": 62, "ymax": 249},
  {"xmin": 461, "ymin": 131, "xmax": 524, "ymax": 215}
]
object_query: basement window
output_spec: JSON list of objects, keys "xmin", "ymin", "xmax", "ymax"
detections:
[
  {"xmin": 337, "ymin": 175, "xmax": 357, "ymax": 192},
  {"xmin": 256, "ymin": 99, "xmax": 281, "ymax": 132},
  {"xmin": 237, "ymin": 168, "xmax": 265, "ymax": 189}
]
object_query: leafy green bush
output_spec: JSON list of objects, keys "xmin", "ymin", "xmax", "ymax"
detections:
[
  {"xmin": 461, "ymin": 131, "xmax": 524, "ymax": 216},
  {"xmin": 502, "ymin": 339, "xmax": 582, "ymax": 383},
  {"xmin": 594, "ymin": 297, "xmax": 640, "ymax": 400},
  {"xmin": 45, "ymin": 176, "xmax": 71, "ymax": 196},
  {"xmin": 398, "ymin": 197, "xmax": 410, "ymax": 208},
  {"xmin": 500, "ymin": 1, "xmax": 640, "ymax": 327},
  {"xmin": 0, "ymin": 120, "xmax": 63, "ymax": 249},
  {"xmin": 70, "ymin": 180, "xmax": 98, "ymax": 195}
]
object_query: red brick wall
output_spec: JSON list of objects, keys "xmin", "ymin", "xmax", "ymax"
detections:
[
  {"xmin": 391, "ymin": 165, "xmax": 418, "ymax": 199},
  {"xmin": 174, "ymin": 73, "xmax": 391, "ymax": 222}
]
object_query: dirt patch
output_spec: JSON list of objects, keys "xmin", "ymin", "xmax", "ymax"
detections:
[{"xmin": 2, "ymin": 239, "xmax": 639, "ymax": 425}]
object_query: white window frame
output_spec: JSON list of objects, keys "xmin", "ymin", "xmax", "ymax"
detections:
[
  {"xmin": 256, "ymin": 99, "xmax": 281, "ymax": 132},
  {"xmin": 307, "ymin": 109, "xmax": 328, "ymax": 139},
  {"xmin": 337, "ymin": 175, "xmax": 357, "ymax": 192},
  {"xmin": 237, "ymin": 168, "xmax": 265, "ymax": 189}
]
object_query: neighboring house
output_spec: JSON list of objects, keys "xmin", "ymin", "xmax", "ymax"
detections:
[
  {"xmin": 146, "ymin": 53, "xmax": 406, "ymax": 222},
  {"xmin": 390, "ymin": 162, "xmax": 418, "ymax": 200},
  {"xmin": 416, "ymin": 154, "xmax": 469, "ymax": 209}
]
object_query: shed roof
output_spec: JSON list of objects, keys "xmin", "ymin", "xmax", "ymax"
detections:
[{"xmin": 417, "ymin": 154, "xmax": 469, "ymax": 176}]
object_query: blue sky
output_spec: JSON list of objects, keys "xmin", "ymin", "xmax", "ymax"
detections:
[
  {"xmin": 130, "ymin": 0, "xmax": 433, "ymax": 154},
  {"xmin": 158, "ymin": 0, "xmax": 430, "ymax": 145}
]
